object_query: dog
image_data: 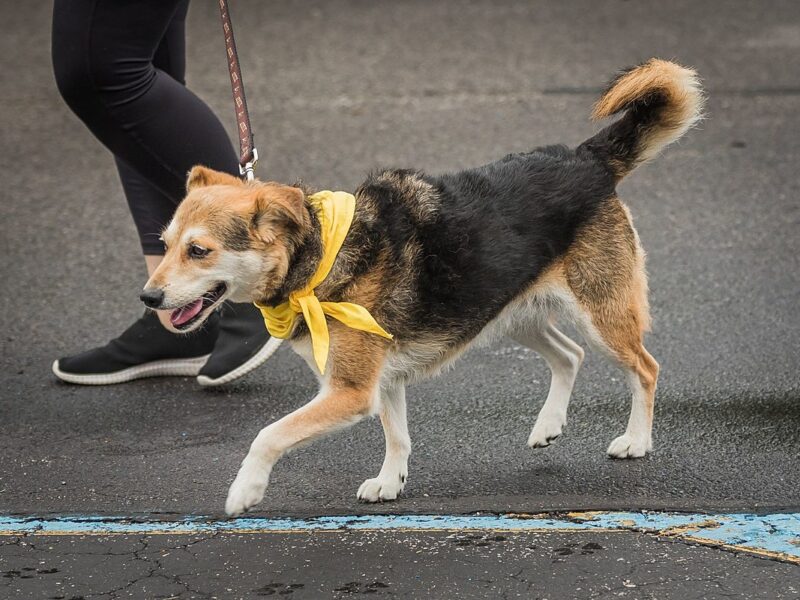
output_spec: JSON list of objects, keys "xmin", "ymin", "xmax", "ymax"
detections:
[{"xmin": 142, "ymin": 59, "xmax": 703, "ymax": 516}]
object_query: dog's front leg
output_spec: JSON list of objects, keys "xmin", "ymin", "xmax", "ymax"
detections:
[
  {"xmin": 357, "ymin": 381, "xmax": 410, "ymax": 502},
  {"xmin": 225, "ymin": 327, "xmax": 387, "ymax": 516},
  {"xmin": 224, "ymin": 383, "xmax": 378, "ymax": 516}
]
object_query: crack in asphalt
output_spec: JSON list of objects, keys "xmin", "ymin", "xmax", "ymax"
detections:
[
  {"xmin": 90, "ymin": 535, "xmax": 218, "ymax": 600},
  {"xmin": 1, "ymin": 531, "xmax": 224, "ymax": 600},
  {"xmin": 2, "ymin": 515, "xmax": 797, "ymax": 599},
  {"xmin": 2, "ymin": 529, "xmax": 797, "ymax": 599}
]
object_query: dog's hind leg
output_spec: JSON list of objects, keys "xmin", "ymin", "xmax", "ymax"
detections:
[
  {"xmin": 357, "ymin": 381, "xmax": 410, "ymax": 502},
  {"xmin": 564, "ymin": 199, "xmax": 659, "ymax": 458},
  {"xmin": 511, "ymin": 323, "xmax": 584, "ymax": 448},
  {"xmin": 577, "ymin": 307, "xmax": 659, "ymax": 459},
  {"xmin": 609, "ymin": 346, "xmax": 658, "ymax": 459},
  {"xmin": 225, "ymin": 326, "xmax": 387, "ymax": 516}
]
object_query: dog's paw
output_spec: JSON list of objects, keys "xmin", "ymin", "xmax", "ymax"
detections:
[
  {"xmin": 606, "ymin": 433, "xmax": 651, "ymax": 459},
  {"xmin": 528, "ymin": 415, "xmax": 564, "ymax": 448},
  {"xmin": 225, "ymin": 462, "xmax": 271, "ymax": 516},
  {"xmin": 357, "ymin": 474, "xmax": 406, "ymax": 503}
]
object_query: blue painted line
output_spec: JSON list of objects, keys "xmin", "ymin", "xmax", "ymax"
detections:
[
  {"xmin": 573, "ymin": 512, "xmax": 800, "ymax": 563},
  {"xmin": 0, "ymin": 514, "xmax": 593, "ymax": 535},
  {"xmin": 1, "ymin": 512, "xmax": 798, "ymax": 563}
]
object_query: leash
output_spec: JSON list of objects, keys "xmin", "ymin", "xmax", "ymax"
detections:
[{"xmin": 218, "ymin": 0, "xmax": 258, "ymax": 181}]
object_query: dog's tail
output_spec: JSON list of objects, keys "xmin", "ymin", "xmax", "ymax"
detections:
[{"xmin": 578, "ymin": 59, "xmax": 704, "ymax": 181}]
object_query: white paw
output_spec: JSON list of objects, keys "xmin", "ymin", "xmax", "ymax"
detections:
[
  {"xmin": 357, "ymin": 473, "xmax": 406, "ymax": 503},
  {"xmin": 225, "ymin": 461, "xmax": 271, "ymax": 516},
  {"xmin": 528, "ymin": 415, "xmax": 565, "ymax": 448},
  {"xmin": 607, "ymin": 433, "xmax": 651, "ymax": 459}
]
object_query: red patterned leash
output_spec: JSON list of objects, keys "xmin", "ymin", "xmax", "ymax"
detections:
[{"xmin": 218, "ymin": 0, "xmax": 258, "ymax": 180}]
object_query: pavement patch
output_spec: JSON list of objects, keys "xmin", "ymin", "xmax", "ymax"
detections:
[{"xmin": 1, "ymin": 512, "xmax": 798, "ymax": 564}]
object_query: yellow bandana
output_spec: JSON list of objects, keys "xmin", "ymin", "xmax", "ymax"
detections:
[{"xmin": 255, "ymin": 190, "xmax": 393, "ymax": 374}]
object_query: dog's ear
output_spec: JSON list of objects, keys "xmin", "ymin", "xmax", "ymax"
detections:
[
  {"xmin": 186, "ymin": 166, "xmax": 243, "ymax": 191},
  {"xmin": 252, "ymin": 185, "xmax": 308, "ymax": 244}
]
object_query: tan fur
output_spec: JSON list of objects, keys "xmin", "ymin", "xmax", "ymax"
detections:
[
  {"xmin": 245, "ymin": 326, "xmax": 385, "ymax": 474},
  {"xmin": 340, "ymin": 262, "xmax": 387, "ymax": 310},
  {"xmin": 327, "ymin": 320, "xmax": 390, "ymax": 393},
  {"xmin": 528, "ymin": 198, "xmax": 659, "ymax": 429},
  {"xmin": 592, "ymin": 58, "xmax": 704, "ymax": 167},
  {"xmin": 149, "ymin": 178, "xmax": 312, "ymax": 311},
  {"xmin": 254, "ymin": 184, "xmax": 309, "ymax": 234},
  {"xmin": 186, "ymin": 165, "xmax": 244, "ymax": 190}
]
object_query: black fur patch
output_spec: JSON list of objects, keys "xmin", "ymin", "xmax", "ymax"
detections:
[
  {"xmin": 340, "ymin": 145, "xmax": 616, "ymax": 343},
  {"xmin": 578, "ymin": 59, "xmax": 675, "ymax": 178},
  {"xmin": 578, "ymin": 93, "xmax": 668, "ymax": 176},
  {"xmin": 218, "ymin": 216, "xmax": 252, "ymax": 252},
  {"xmin": 262, "ymin": 205, "xmax": 323, "ymax": 308}
]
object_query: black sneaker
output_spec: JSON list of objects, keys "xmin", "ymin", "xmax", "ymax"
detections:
[
  {"xmin": 52, "ymin": 310, "xmax": 219, "ymax": 385},
  {"xmin": 196, "ymin": 301, "xmax": 283, "ymax": 387}
]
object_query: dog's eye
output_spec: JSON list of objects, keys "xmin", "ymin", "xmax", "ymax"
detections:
[{"xmin": 188, "ymin": 244, "xmax": 211, "ymax": 259}]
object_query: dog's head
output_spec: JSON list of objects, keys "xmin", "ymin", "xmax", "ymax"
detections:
[{"xmin": 141, "ymin": 166, "xmax": 309, "ymax": 333}]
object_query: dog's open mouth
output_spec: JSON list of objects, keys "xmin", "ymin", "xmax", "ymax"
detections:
[{"xmin": 169, "ymin": 283, "xmax": 227, "ymax": 331}]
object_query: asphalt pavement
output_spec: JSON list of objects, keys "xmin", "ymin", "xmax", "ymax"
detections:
[
  {"xmin": 1, "ymin": 0, "xmax": 798, "ymax": 597},
  {"xmin": 3, "ymin": 528, "xmax": 798, "ymax": 600}
]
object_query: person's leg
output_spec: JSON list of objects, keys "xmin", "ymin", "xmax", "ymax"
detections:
[
  {"xmin": 52, "ymin": 0, "xmax": 239, "ymax": 206},
  {"xmin": 51, "ymin": 0, "xmax": 279, "ymax": 385},
  {"xmin": 137, "ymin": 2, "xmax": 283, "ymax": 386},
  {"xmin": 51, "ymin": 0, "xmax": 217, "ymax": 383},
  {"xmin": 109, "ymin": 2, "xmax": 207, "ymax": 329},
  {"xmin": 115, "ymin": 159, "xmax": 177, "ymax": 329}
]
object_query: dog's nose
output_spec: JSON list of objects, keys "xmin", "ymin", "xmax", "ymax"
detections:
[{"xmin": 140, "ymin": 288, "xmax": 165, "ymax": 309}]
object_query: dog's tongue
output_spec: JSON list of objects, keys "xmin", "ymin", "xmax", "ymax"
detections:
[{"xmin": 170, "ymin": 299, "xmax": 203, "ymax": 327}]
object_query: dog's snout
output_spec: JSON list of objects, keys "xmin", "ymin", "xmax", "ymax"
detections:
[{"xmin": 140, "ymin": 288, "xmax": 165, "ymax": 308}]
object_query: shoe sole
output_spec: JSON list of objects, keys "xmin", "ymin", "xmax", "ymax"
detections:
[
  {"xmin": 196, "ymin": 336, "xmax": 284, "ymax": 387},
  {"xmin": 52, "ymin": 355, "xmax": 210, "ymax": 386}
]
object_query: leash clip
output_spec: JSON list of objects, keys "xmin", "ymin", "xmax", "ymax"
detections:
[{"xmin": 240, "ymin": 147, "xmax": 259, "ymax": 181}]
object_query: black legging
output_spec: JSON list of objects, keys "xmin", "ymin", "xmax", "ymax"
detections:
[{"xmin": 52, "ymin": 0, "xmax": 239, "ymax": 255}]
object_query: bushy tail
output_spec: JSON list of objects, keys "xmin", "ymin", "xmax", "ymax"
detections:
[{"xmin": 578, "ymin": 59, "xmax": 704, "ymax": 181}]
